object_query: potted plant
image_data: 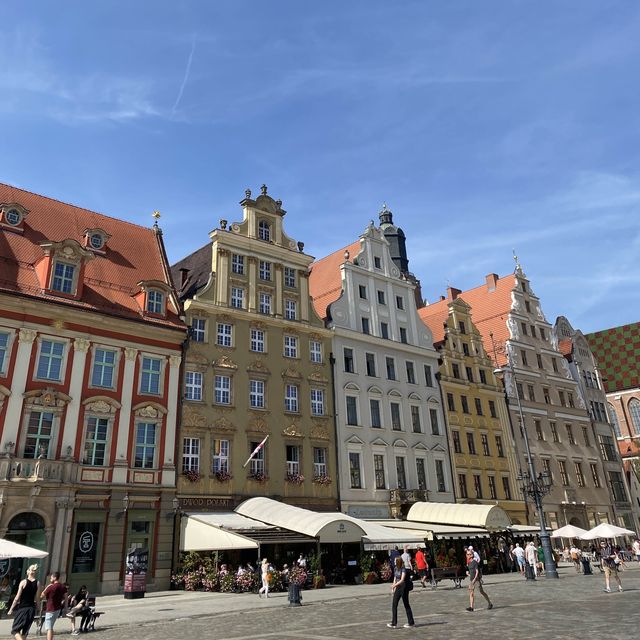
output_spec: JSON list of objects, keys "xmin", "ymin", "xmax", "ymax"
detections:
[
  {"xmin": 285, "ymin": 473, "xmax": 305, "ymax": 485},
  {"xmin": 183, "ymin": 469, "xmax": 201, "ymax": 483},
  {"xmin": 287, "ymin": 566, "xmax": 306, "ymax": 605}
]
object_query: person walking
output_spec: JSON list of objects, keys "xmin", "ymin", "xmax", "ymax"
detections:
[
  {"xmin": 570, "ymin": 545, "xmax": 582, "ymax": 573},
  {"xmin": 512, "ymin": 543, "xmax": 525, "ymax": 576},
  {"xmin": 7, "ymin": 564, "xmax": 40, "ymax": 640},
  {"xmin": 414, "ymin": 547, "xmax": 429, "ymax": 588},
  {"xmin": 632, "ymin": 538, "xmax": 640, "ymax": 563},
  {"xmin": 258, "ymin": 558, "xmax": 270, "ymax": 598},
  {"xmin": 525, "ymin": 541, "xmax": 537, "ymax": 579},
  {"xmin": 40, "ymin": 572, "xmax": 67, "ymax": 640},
  {"xmin": 600, "ymin": 541, "xmax": 623, "ymax": 593},
  {"xmin": 466, "ymin": 548, "xmax": 493, "ymax": 612},
  {"xmin": 387, "ymin": 557, "xmax": 415, "ymax": 629}
]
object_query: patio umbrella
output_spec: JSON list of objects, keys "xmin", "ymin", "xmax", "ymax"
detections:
[
  {"xmin": 0, "ymin": 539, "xmax": 48, "ymax": 559},
  {"xmin": 551, "ymin": 524, "xmax": 587, "ymax": 539},
  {"xmin": 579, "ymin": 523, "xmax": 636, "ymax": 540}
]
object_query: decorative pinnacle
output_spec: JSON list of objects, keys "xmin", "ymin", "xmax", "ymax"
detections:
[
  {"xmin": 261, "ymin": 184, "xmax": 268, "ymax": 196},
  {"xmin": 152, "ymin": 211, "xmax": 161, "ymax": 227},
  {"xmin": 245, "ymin": 188, "xmax": 251, "ymax": 199},
  {"xmin": 344, "ymin": 250, "xmax": 350, "ymax": 261},
  {"xmin": 513, "ymin": 249, "xmax": 522, "ymax": 274}
]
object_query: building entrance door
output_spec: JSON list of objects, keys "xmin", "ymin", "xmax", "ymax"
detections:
[
  {"xmin": 68, "ymin": 522, "xmax": 103, "ymax": 594},
  {"xmin": 5, "ymin": 513, "xmax": 46, "ymax": 593}
]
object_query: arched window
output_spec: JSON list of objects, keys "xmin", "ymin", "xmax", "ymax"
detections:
[
  {"xmin": 608, "ymin": 403, "xmax": 622, "ymax": 438},
  {"xmin": 258, "ymin": 220, "xmax": 271, "ymax": 241},
  {"xmin": 629, "ymin": 398, "xmax": 640, "ymax": 436}
]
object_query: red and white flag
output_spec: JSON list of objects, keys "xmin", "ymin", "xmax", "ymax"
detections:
[{"xmin": 243, "ymin": 434, "xmax": 269, "ymax": 468}]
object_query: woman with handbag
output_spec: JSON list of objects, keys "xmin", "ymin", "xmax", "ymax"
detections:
[{"xmin": 387, "ymin": 557, "xmax": 415, "ymax": 629}]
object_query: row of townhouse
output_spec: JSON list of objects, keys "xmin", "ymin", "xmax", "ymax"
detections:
[{"xmin": 0, "ymin": 182, "xmax": 633, "ymax": 595}]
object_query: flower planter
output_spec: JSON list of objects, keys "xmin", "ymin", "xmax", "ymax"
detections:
[
  {"xmin": 312, "ymin": 575, "xmax": 326, "ymax": 589},
  {"xmin": 288, "ymin": 583, "xmax": 302, "ymax": 606}
]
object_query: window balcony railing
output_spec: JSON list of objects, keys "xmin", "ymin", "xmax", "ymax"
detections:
[{"xmin": 0, "ymin": 457, "xmax": 72, "ymax": 482}]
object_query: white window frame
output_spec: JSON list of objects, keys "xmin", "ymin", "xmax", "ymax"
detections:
[
  {"xmin": 23, "ymin": 409, "xmax": 56, "ymax": 459},
  {"xmin": 146, "ymin": 289, "xmax": 165, "ymax": 315},
  {"xmin": 259, "ymin": 292, "xmax": 272, "ymax": 315},
  {"xmin": 190, "ymin": 318, "xmax": 206, "ymax": 342},
  {"xmin": 313, "ymin": 447, "xmax": 327, "ymax": 477},
  {"xmin": 34, "ymin": 337, "xmax": 69, "ymax": 382},
  {"xmin": 285, "ymin": 384, "xmax": 299, "ymax": 413},
  {"xmin": 250, "ymin": 379, "xmax": 265, "ymax": 408},
  {"xmin": 373, "ymin": 452, "xmax": 387, "ymax": 490},
  {"xmin": 182, "ymin": 437, "xmax": 200, "ymax": 473},
  {"xmin": 184, "ymin": 371, "xmax": 203, "ymax": 401},
  {"xmin": 259, "ymin": 260, "xmax": 272, "ymax": 281},
  {"xmin": 212, "ymin": 438, "xmax": 230, "ymax": 473},
  {"xmin": 139, "ymin": 355, "xmax": 165, "ymax": 396},
  {"xmin": 284, "ymin": 299, "xmax": 297, "ymax": 320},
  {"xmin": 231, "ymin": 287, "xmax": 244, "ymax": 309},
  {"xmin": 214, "ymin": 374, "xmax": 232, "ymax": 405},
  {"xmin": 216, "ymin": 322, "xmax": 233, "ymax": 347},
  {"xmin": 311, "ymin": 388, "xmax": 324, "ymax": 416},
  {"xmin": 90, "ymin": 346, "xmax": 119, "ymax": 390},
  {"xmin": 0, "ymin": 329, "xmax": 14, "ymax": 376},
  {"xmin": 284, "ymin": 335, "xmax": 298, "ymax": 358},
  {"xmin": 286, "ymin": 444, "xmax": 301, "ymax": 476},
  {"xmin": 309, "ymin": 340, "xmax": 322, "ymax": 363},
  {"xmin": 249, "ymin": 440, "xmax": 265, "ymax": 476},
  {"xmin": 231, "ymin": 254, "xmax": 245, "ymax": 275},
  {"xmin": 250, "ymin": 328, "xmax": 265, "ymax": 353},
  {"xmin": 284, "ymin": 267, "xmax": 296, "ymax": 288},
  {"xmin": 258, "ymin": 220, "xmax": 271, "ymax": 241},
  {"xmin": 348, "ymin": 450, "xmax": 363, "ymax": 489},
  {"xmin": 134, "ymin": 421, "xmax": 157, "ymax": 469},
  {"xmin": 83, "ymin": 415, "xmax": 110, "ymax": 466},
  {"xmin": 51, "ymin": 260, "xmax": 77, "ymax": 295}
]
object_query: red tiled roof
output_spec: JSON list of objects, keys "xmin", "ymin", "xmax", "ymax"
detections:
[
  {"xmin": 309, "ymin": 240, "xmax": 361, "ymax": 320},
  {"xmin": 0, "ymin": 183, "xmax": 183, "ymax": 329},
  {"xmin": 418, "ymin": 274, "xmax": 516, "ymax": 364},
  {"xmin": 558, "ymin": 339, "xmax": 573, "ymax": 358}
]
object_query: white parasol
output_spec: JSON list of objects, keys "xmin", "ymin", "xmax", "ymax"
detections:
[
  {"xmin": 551, "ymin": 524, "xmax": 587, "ymax": 539},
  {"xmin": 0, "ymin": 539, "xmax": 48, "ymax": 559},
  {"xmin": 579, "ymin": 523, "xmax": 636, "ymax": 540}
]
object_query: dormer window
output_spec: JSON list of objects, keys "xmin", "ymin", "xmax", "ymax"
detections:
[
  {"xmin": 147, "ymin": 290, "xmax": 164, "ymax": 314},
  {"xmin": 90, "ymin": 233, "xmax": 104, "ymax": 249},
  {"xmin": 258, "ymin": 220, "xmax": 271, "ymax": 241},
  {"xmin": 51, "ymin": 261, "xmax": 77, "ymax": 294},
  {"xmin": 83, "ymin": 228, "xmax": 111, "ymax": 253},
  {"xmin": 1, "ymin": 202, "xmax": 29, "ymax": 232},
  {"xmin": 5, "ymin": 209, "xmax": 21, "ymax": 225}
]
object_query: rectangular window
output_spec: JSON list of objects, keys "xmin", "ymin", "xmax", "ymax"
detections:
[
  {"xmin": 458, "ymin": 474, "xmax": 468, "ymax": 499},
  {"xmin": 310, "ymin": 340, "xmax": 322, "ymax": 363},
  {"xmin": 231, "ymin": 253, "xmax": 244, "ymax": 274},
  {"xmin": 517, "ymin": 382, "xmax": 524, "ymax": 400},
  {"xmin": 370, "ymin": 398, "xmax": 382, "ymax": 428},
  {"xmin": 230, "ymin": 287, "xmax": 244, "ymax": 309},
  {"xmin": 502, "ymin": 476, "xmax": 512, "ymax": 500},
  {"xmin": 527, "ymin": 384, "xmax": 536, "ymax": 402},
  {"xmin": 36, "ymin": 339, "xmax": 65, "ymax": 381},
  {"xmin": 182, "ymin": 437, "xmax": 200, "ymax": 473},
  {"xmin": 140, "ymin": 356, "xmax": 162, "ymax": 394},
  {"xmin": 248, "ymin": 440, "xmax": 264, "ymax": 476},
  {"xmin": 495, "ymin": 435, "xmax": 504, "ymax": 457},
  {"xmin": 598, "ymin": 435, "xmax": 618, "ymax": 461},
  {"xmin": 346, "ymin": 396, "xmax": 359, "ymax": 426},
  {"xmin": 84, "ymin": 416, "xmax": 108, "ymax": 466},
  {"xmin": 582, "ymin": 426, "xmax": 590, "ymax": 447},
  {"xmin": 537, "ymin": 353, "xmax": 543, "ymax": 369},
  {"xmin": 540, "ymin": 327, "xmax": 546, "ymax": 340},
  {"xmin": 558, "ymin": 390, "xmax": 566, "ymax": 407},
  {"xmin": 134, "ymin": 422, "xmax": 156, "ymax": 469},
  {"xmin": 568, "ymin": 392, "xmax": 575, "ymax": 408},
  {"xmin": 374, "ymin": 454, "xmax": 386, "ymax": 489},
  {"xmin": 430, "ymin": 409, "xmax": 440, "ymax": 435},
  {"xmin": 91, "ymin": 348, "xmax": 116, "ymax": 388},
  {"xmin": 411, "ymin": 406, "xmax": 422, "ymax": 433},
  {"xmin": 358, "ymin": 284, "xmax": 367, "ymax": 299},
  {"xmin": 458, "ymin": 321, "xmax": 466, "ymax": 334},
  {"xmin": 489, "ymin": 400, "xmax": 497, "ymax": 418},
  {"xmin": 552, "ymin": 357, "xmax": 558, "ymax": 373},
  {"xmin": 284, "ymin": 267, "xmax": 296, "ymax": 288},
  {"xmin": 559, "ymin": 460, "xmax": 569, "ymax": 486},
  {"xmin": 424, "ymin": 365, "xmax": 433, "ymax": 387},
  {"xmin": 52, "ymin": 261, "xmax": 76, "ymax": 294},
  {"xmin": 542, "ymin": 458, "xmax": 552, "ymax": 483},
  {"xmin": 386, "ymin": 357, "xmax": 396, "ymax": 380},
  {"xmin": 259, "ymin": 260, "xmax": 271, "ymax": 281},
  {"xmin": 467, "ymin": 432, "xmax": 476, "ymax": 455},
  {"xmin": 566, "ymin": 424, "xmax": 575, "ymax": 444},
  {"xmin": 520, "ymin": 350, "xmax": 528, "ymax": 367},
  {"xmin": 543, "ymin": 387, "xmax": 550, "ymax": 404},
  {"xmin": 251, "ymin": 328, "xmax": 265, "ymax": 352},
  {"xmin": 475, "ymin": 398, "xmax": 483, "ymax": 416},
  {"xmin": 285, "ymin": 384, "xmax": 299, "ymax": 412},
  {"xmin": 184, "ymin": 371, "xmax": 203, "ymax": 401},
  {"xmin": 416, "ymin": 458, "xmax": 427, "ymax": 490},
  {"xmin": 311, "ymin": 388, "xmax": 324, "ymax": 416},
  {"xmin": 286, "ymin": 445, "xmax": 300, "ymax": 476},
  {"xmin": 399, "ymin": 327, "xmax": 407, "ymax": 344},
  {"xmin": 609, "ymin": 473, "xmax": 627, "ymax": 502},
  {"xmin": 214, "ymin": 375, "xmax": 231, "ymax": 404},
  {"xmin": 396, "ymin": 296, "xmax": 404, "ymax": 310},
  {"xmin": 466, "ymin": 366, "xmax": 474, "ymax": 382},
  {"xmin": 349, "ymin": 452, "xmax": 362, "ymax": 488},
  {"xmin": 406, "ymin": 361, "xmax": 416, "ymax": 384},
  {"xmin": 479, "ymin": 369, "xmax": 487, "ymax": 384},
  {"xmin": 284, "ymin": 299, "xmax": 297, "ymax": 320},
  {"xmin": 361, "ymin": 317, "xmax": 370, "ymax": 334},
  {"xmin": 213, "ymin": 439, "xmax": 230, "ymax": 473},
  {"xmin": 550, "ymin": 421, "xmax": 559, "ymax": 442},
  {"xmin": 447, "ymin": 393, "xmax": 456, "ymax": 412},
  {"xmin": 313, "ymin": 447, "xmax": 327, "ymax": 477},
  {"xmin": 0, "ymin": 332, "xmax": 9, "ymax": 374},
  {"xmin": 380, "ymin": 322, "xmax": 389, "ymax": 339},
  {"xmin": 452, "ymin": 430, "xmax": 461, "ymax": 453},
  {"xmin": 365, "ymin": 353, "xmax": 376, "ymax": 377},
  {"xmin": 521, "ymin": 322, "xmax": 528, "ymax": 336},
  {"xmin": 250, "ymin": 379, "xmax": 265, "ymax": 408},
  {"xmin": 453, "ymin": 363, "xmax": 461, "ymax": 379},
  {"xmin": 462, "ymin": 343, "xmax": 470, "ymax": 356},
  {"xmin": 590, "ymin": 463, "xmax": 601, "ymax": 488},
  {"xmin": 481, "ymin": 433, "xmax": 490, "ymax": 456},
  {"xmin": 259, "ymin": 292, "xmax": 272, "ymax": 315},
  {"xmin": 377, "ymin": 290, "xmax": 386, "ymax": 304},
  {"xmin": 488, "ymin": 476, "xmax": 497, "ymax": 500},
  {"xmin": 217, "ymin": 323, "xmax": 232, "ymax": 347},
  {"xmin": 435, "ymin": 459, "xmax": 446, "ymax": 492},
  {"xmin": 473, "ymin": 474, "xmax": 483, "ymax": 499},
  {"xmin": 191, "ymin": 318, "xmax": 206, "ymax": 342},
  {"xmin": 575, "ymin": 462, "xmax": 586, "ymax": 487},
  {"xmin": 525, "ymin": 300, "xmax": 531, "ymax": 313},
  {"xmin": 396, "ymin": 456, "xmax": 407, "ymax": 489},
  {"xmin": 374, "ymin": 256, "xmax": 381, "ymax": 269},
  {"xmin": 461, "ymin": 395, "xmax": 470, "ymax": 414},
  {"xmin": 535, "ymin": 420, "xmax": 544, "ymax": 441},
  {"xmin": 344, "ymin": 347, "xmax": 355, "ymax": 373},
  {"xmin": 284, "ymin": 335, "xmax": 298, "ymax": 358},
  {"xmin": 391, "ymin": 402, "xmax": 402, "ymax": 431}
]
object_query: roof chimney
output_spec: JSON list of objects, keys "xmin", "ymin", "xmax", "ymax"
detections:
[
  {"xmin": 179, "ymin": 268, "xmax": 190, "ymax": 287},
  {"xmin": 485, "ymin": 273, "xmax": 498, "ymax": 292},
  {"xmin": 439, "ymin": 295, "xmax": 446, "ymax": 301},
  {"xmin": 447, "ymin": 286, "xmax": 462, "ymax": 301}
]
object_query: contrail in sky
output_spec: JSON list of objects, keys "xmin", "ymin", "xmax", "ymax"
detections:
[{"xmin": 172, "ymin": 36, "xmax": 196, "ymax": 115}]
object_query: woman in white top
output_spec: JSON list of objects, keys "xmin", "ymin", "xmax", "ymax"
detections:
[{"xmin": 258, "ymin": 559, "xmax": 270, "ymax": 598}]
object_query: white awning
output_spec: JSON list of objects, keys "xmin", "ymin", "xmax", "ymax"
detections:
[
  {"xmin": 359, "ymin": 521, "xmax": 425, "ymax": 550},
  {"xmin": 508, "ymin": 525, "xmax": 541, "ymax": 537},
  {"xmin": 407, "ymin": 502, "xmax": 512, "ymax": 531},
  {"xmin": 370, "ymin": 520, "xmax": 490, "ymax": 541},
  {"xmin": 180, "ymin": 514, "xmax": 259, "ymax": 551},
  {"xmin": 236, "ymin": 498, "xmax": 367, "ymax": 543}
]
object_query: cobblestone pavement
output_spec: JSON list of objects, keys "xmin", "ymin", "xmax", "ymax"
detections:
[{"xmin": 9, "ymin": 565, "xmax": 640, "ymax": 640}]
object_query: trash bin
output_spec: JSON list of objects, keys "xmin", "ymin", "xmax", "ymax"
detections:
[
  {"xmin": 288, "ymin": 582, "xmax": 302, "ymax": 606},
  {"xmin": 123, "ymin": 547, "xmax": 149, "ymax": 599},
  {"xmin": 525, "ymin": 564, "xmax": 536, "ymax": 580},
  {"xmin": 581, "ymin": 557, "xmax": 593, "ymax": 575}
]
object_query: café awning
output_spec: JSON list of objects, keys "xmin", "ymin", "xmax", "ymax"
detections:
[
  {"xmin": 180, "ymin": 514, "xmax": 260, "ymax": 551},
  {"xmin": 371, "ymin": 520, "xmax": 490, "ymax": 541},
  {"xmin": 407, "ymin": 502, "xmax": 512, "ymax": 531}
]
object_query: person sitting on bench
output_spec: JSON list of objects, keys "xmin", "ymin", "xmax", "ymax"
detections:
[{"xmin": 65, "ymin": 586, "xmax": 88, "ymax": 635}]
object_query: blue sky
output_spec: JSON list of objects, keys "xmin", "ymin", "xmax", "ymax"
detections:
[{"xmin": 1, "ymin": 1, "xmax": 639, "ymax": 333}]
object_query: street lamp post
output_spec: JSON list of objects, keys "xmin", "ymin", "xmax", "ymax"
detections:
[{"xmin": 494, "ymin": 358, "xmax": 559, "ymax": 579}]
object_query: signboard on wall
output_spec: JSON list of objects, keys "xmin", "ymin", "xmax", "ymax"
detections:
[{"xmin": 71, "ymin": 523, "xmax": 100, "ymax": 574}]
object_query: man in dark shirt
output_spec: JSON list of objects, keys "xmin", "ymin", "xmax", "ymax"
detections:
[
  {"xmin": 600, "ymin": 541, "xmax": 623, "ymax": 593},
  {"xmin": 466, "ymin": 550, "xmax": 493, "ymax": 612},
  {"xmin": 41, "ymin": 572, "xmax": 68, "ymax": 640}
]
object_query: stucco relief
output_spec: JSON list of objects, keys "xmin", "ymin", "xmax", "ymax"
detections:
[
  {"xmin": 182, "ymin": 405, "xmax": 206, "ymax": 427},
  {"xmin": 83, "ymin": 396, "xmax": 120, "ymax": 414},
  {"xmin": 124, "ymin": 347, "xmax": 138, "ymax": 361},
  {"xmin": 247, "ymin": 360, "xmax": 270, "ymax": 374},
  {"xmin": 213, "ymin": 356, "xmax": 237, "ymax": 369},
  {"xmin": 249, "ymin": 417, "xmax": 269, "ymax": 434},
  {"xmin": 307, "ymin": 372, "xmax": 328, "ymax": 384},
  {"xmin": 23, "ymin": 387, "xmax": 71, "ymax": 408},
  {"xmin": 18, "ymin": 328, "xmax": 37, "ymax": 344},
  {"xmin": 169, "ymin": 355, "xmax": 182, "ymax": 368},
  {"xmin": 74, "ymin": 337, "xmax": 91, "ymax": 352},
  {"xmin": 310, "ymin": 424, "xmax": 330, "ymax": 440},
  {"xmin": 507, "ymin": 317, "xmax": 519, "ymax": 340},
  {"xmin": 133, "ymin": 402, "xmax": 167, "ymax": 418},
  {"xmin": 282, "ymin": 367, "xmax": 302, "ymax": 379},
  {"xmin": 213, "ymin": 417, "xmax": 235, "ymax": 432},
  {"xmin": 137, "ymin": 405, "xmax": 158, "ymax": 418},
  {"xmin": 282, "ymin": 423, "xmax": 304, "ymax": 438}
]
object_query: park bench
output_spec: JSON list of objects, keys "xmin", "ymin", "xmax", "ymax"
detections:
[
  {"xmin": 79, "ymin": 596, "xmax": 105, "ymax": 631},
  {"xmin": 429, "ymin": 566, "xmax": 466, "ymax": 589}
]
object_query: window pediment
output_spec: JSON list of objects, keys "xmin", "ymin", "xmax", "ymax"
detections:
[
  {"xmin": 23, "ymin": 387, "xmax": 71, "ymax": 409},
  {"xmin": 346, "ymin": 435, "xmax": 365, "ymax": 445},
  {"xmin": 392, "ymin": 439, "xmax": 408, "ymax": 448},
  {"xmin": 371, "ymin": 437, "xmax": 389, "ymax": 447},
  {"xmin": 82, "ymin": 395, "xmax": 121, "ymax": 414},
  {"xmin": 132, "ymin": 402, "xmax": 168, "ymax": 418},
  {"xmin": 213, "ymin": 356, "xmax": 238, "ymax": 370}
]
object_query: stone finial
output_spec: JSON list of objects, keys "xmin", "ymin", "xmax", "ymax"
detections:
[
  {"xmin": 297, "ymin": 241, "xmax": 304, "ymax": 253},
  {"xmin": 275, "ymin": 199, "xmax": 282, "ymax": 210},
  {"xmin": 344, "ymin": 250, "xmax": 350, "ymax": 261},
  {"xmin": 261, "ymin": 184, "xmax": 268, "ymax": 195},
  {"xmin": 245, "ymin": 188, "xmax": 252, "ymax": 199},
  {"xmin": 220, "ymin": 219, "xmax": 228, "ymax": 230},
  {"xmin": 513, "ymin": 249, "xmax": 523, "ymax": 274}
]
